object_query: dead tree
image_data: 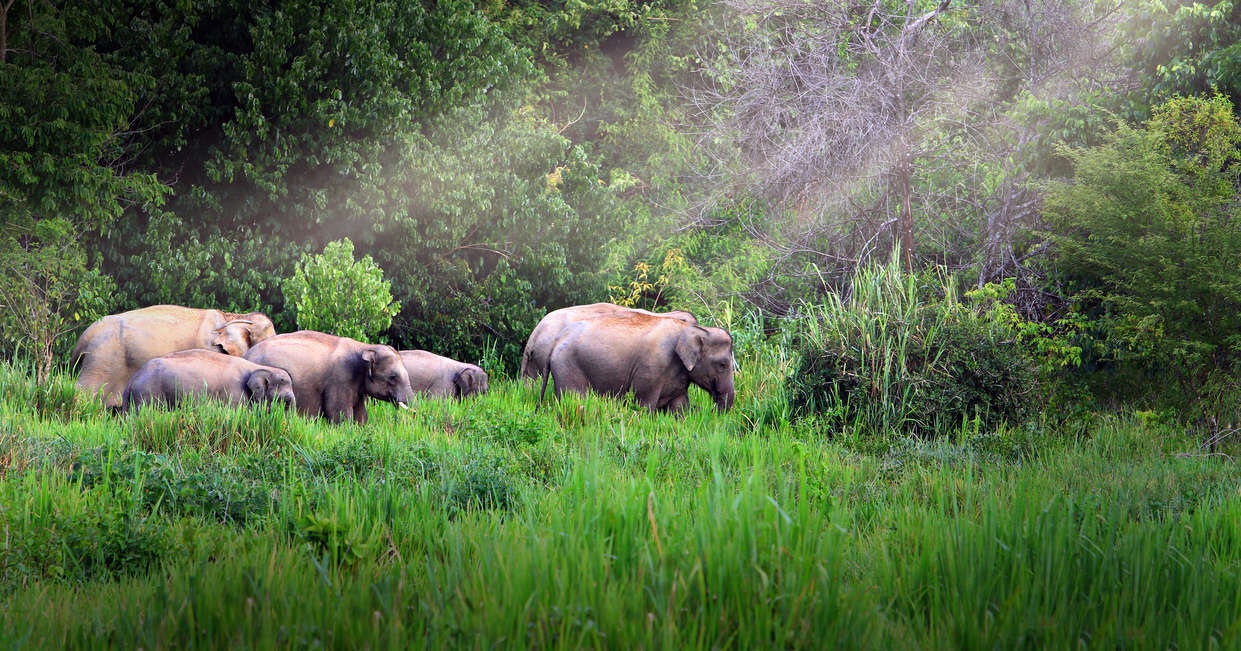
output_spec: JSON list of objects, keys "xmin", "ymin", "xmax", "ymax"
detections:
[{"xmin": 689, "ymin": 0, "xmax": 1127, "ymax": 309}]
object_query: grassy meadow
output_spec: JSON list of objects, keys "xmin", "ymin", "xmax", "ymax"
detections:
[{"xmin": 1, "ymin": 334, "xmax": 1240, "ymax": 649}]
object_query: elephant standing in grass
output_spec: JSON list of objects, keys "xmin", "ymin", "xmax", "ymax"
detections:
[
  {"xmin": 400, "ymin": 350, "xmax": 489, "ymax": 399},
  {"xmin": 122, "ymin": 350, "xmax": 296, "ymax": 412},
  {"xmin": 542, "ymin": 313, "xmax": 735, "ymax": 413},
  {"xmin": 244, "ymin": 331, "xmax": 415, "ymax": 424},
  {"xmin": 71, "ymin": 305, "xmax": 277, "ymax": 408},
  {"xmin": 521, "ymin": 303, "xmax": 697, "ymax": 380}
]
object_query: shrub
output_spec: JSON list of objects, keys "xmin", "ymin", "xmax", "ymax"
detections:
[
  {"xmin": 281, "ymin": 238, "xmax": 400, "ymax": 342},
  {"xmin": 788, "ymin": 251, "xmax": 1036, "ymax": 437},
  {"xmin": 0, "ymin": 218, "xmax": 116, "ymax": 380}
]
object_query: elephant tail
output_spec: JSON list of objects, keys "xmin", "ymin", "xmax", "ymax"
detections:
[
  {"xmin": 519, "ymin": 346, "xmax": 532, "ymax": 379},
  {"xmin": 538, "ymin": 365, "xmax": 551, "ymax": 404},
  {"xmin": 69, "ymin": 337, "xmax": 89, "ymax": 375}
]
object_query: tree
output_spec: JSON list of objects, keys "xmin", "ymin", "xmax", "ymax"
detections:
[
  {"xmin": 1044, "ymin": 93, "xmax": 1241, "ymax": 407},
  {"xmin": 0, "ymin": 0, "xmax": 168, "ymax": 378},
  {"xmin": 281, "ymin": 239, "xmax": 400, "ymax": 343}
]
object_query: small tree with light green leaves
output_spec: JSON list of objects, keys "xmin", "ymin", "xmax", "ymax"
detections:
[{"xmin": 281, "ymin": 239, "xmax": 400, "ymax": 342}]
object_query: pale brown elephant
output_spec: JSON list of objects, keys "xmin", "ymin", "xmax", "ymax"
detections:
[
  {"xmin": 71, "ymin": 305, "xmax": 277, "ymax": 408},
  {"xmin": 243, "ymin": 331, "xmax": 415, "ymax": 424},
  {"xmin": 122, "ymin": 349, "xmax": 296, "ymax": 412},
  {"xmin": 520, "ymin": 303, "xmax": 697, "ymax": 380},
  {"xmin": 399, "ymin": 350, "xmax": 488, "ymax": 399},
  {"xmin": 541, "ymin": 313, "xmax": 735, "ymax": 413}
]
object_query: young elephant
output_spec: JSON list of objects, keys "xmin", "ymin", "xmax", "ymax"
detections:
[
  {"xmin": 122, "ymin": 350, "xmax": 295, "ymax": 412},
  {"xmin": 542, "ymin": 313, "xmax": 735, "ymax": 413},
  {"xmin": 72, "ymin": 304, "xmax": 278, "ymax": 408},
  {"xmin": 243, "ymin": 331, "xmax": 415, "ymax": 424},
  {"xmin": 399, "ymin": 350, "xmax": 489, "ymax": 399},
  {"xmin": 520, "ymin": 303, "xmax": 697, "ymax": 380}
]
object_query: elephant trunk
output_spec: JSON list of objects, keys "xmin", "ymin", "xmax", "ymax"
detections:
[
  {"xmin": 713, "ymin": 376, "xmax": 735, "ymax": 412},
  {"xmin": 397, "ymin": 383, "xmax": 416, "ymax": 409}
]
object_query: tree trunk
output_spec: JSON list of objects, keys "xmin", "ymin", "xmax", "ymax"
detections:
[
  {"xmin": 0, "ymin": 0, "xmax": 15, "ymax": 64},
  {"xmin": 899, "ymin": 157, "xmax": 914, "ymax": 273}
]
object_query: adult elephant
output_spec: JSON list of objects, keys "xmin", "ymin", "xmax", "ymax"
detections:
[
  {"xmin": 71, "ymin": 305, "xmax": 277, "ymax": 408},
  {"xmin": 244, "ymin": 331, "xmax": 415, "ymax": 424},
  {"xmin": 520, "ymin": 303, "xmax": 697, "ymax": 380},
  {"xmin": 542, "ymin": 313, "xmax": 735, "ymax": 413},
  {"xmin": 122, "ymin": 350, "xmax": 296, "ymax": 412},
  {"xmin": 400, "ymin": 350, "xmax": 489, "ymax": 399}
]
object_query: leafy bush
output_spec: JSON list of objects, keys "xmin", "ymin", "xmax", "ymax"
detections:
[
  {"xmin": 447, "ymin": 457, "xmax": 516, "ymax": 515},
  {"xmin": 281, "ymin": 239, "xmax": 400, "ymax": 342},
  {"xmin": 788, "ymin": 251, "xmax": 1036, "ymax": 437}
]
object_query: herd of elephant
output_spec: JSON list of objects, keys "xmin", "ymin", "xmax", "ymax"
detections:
[{"xmin": 68, "ymin": 303, "xmax": 736, "ymax": 424}]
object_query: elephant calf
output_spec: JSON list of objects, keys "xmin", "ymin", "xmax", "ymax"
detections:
[
  {"xmin": 72, "ymin": 304, "xmax": 278, "ymax": 408},
  {"xmin": 543, "ymin": 313, "xmax": 735, "ymax": 413},
  {"xmin": 122, "ymin": 349, "xmax": 295, "ymax": 411},
  {"xmin": 400, "ymin": 350, "xmax": 489, "ymax": 399},
  {"xmin": 244, "ymin": 331, "xmax": 415, "ymax": 424}
]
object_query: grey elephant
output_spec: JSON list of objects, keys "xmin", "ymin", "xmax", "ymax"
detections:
[
  {"xmin": 399, "ymin": 350, "xmax": 489, "ymax": 399},
  {"xmin": 71, "ymin": 304, "xmax": 278, "ymax": 408},
  {"xmin": 520, "ymin": 303, "xmax": 697, "ymax": 380},
  {"xmin": 243, "ymin": 330, "xmax": 415, "ymax": 424},
  {"xmin": 541, "ymin": 313, "xmax": 735, "ymax": 413},
  {"xmin": 122, "ymin": 349, "xmax": 296, "ymax": 412}
]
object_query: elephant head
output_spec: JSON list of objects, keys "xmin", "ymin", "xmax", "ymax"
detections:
[
  {"xmin": 664, "ymin": 310, "xmax": 699, "ymax": 325},
  {"xmin": 453, "ymin": 366, "xmax": 489, "ymax": 398},
  {"xmin": 675, "ymin": 326, "xmax": 736, "ymax": 412},
  {"xmin": 245, "ymin": 367, "xmax": 297, "ymax": 409},
  {"xmin": 213, "ymin": 313, "xmax": 277, "ymax": 356},
  {"xmin": 361, "ymin": 345, "xmax": 416, "ymax": 408}
]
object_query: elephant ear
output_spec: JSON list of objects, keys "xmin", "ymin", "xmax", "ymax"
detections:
[
  {"xmin": 675, "ymin": 329, "xmax": 705, "ymax": 372},
  {"xmin": 361, "ymin": 348, "xmax": 379, "ymax": 377},
  {"xmin": 246, "ymin": 369, "xmax": 271, "ymax": 400},
  {"xmin": 453, "ymin": 368, "xmax": 473, "ymax": 397}
]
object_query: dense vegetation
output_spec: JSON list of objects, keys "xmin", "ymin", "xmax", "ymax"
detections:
[
  {"xmin": 4, "ymin": 0, "xmax": 1241, "ymax": 645},
  {"xmin": 3, "ymin": 343, "xmax": 1241, "ymax": 647}
]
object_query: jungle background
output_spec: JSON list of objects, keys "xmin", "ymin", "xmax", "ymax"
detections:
[
  {"xmin": 4, "ymin": 0, "xmax": 1241, "ymax": 438},
  {"xmin": 7, "ymin": 3, "xmax": 1241, "ymax": 646}
]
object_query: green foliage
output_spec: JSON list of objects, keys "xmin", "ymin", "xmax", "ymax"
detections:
[
  {"xmin": 0, "ymin": 1, "xmax": 169, "ymax": 232},
  {"xmin": 1122, "ymin": 1, "xmax": 1241, "ymax": 108},
  {"xmin": 1044, "ymin": 93, "xmax": 1241, "ymax": 411},
  {"xmin": 789, "ymin": 251, "xmax": 1037, "ymax": 437},
  {"xmin": 281, "ymin": 239, "xmax": 399, "ymax": 342},
  {"xmin": 0, "ymin": 1, "xmax": 167, "ymax": 374},
  {"xmin": 4, "ymin": 359, "xmax": 1241, "ymax": 646}
]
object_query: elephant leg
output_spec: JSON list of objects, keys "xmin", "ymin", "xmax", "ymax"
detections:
[
  {"xmin": 353, "ymin": 396, "xmax": 368, "ymax": 425},
  {"xmin": 549, "ymin": 358, "xmax": 589, "ymax": 399},
  {"xmin": 322, "ymin": 388, "xmax": 354, "ymax": 424},
  {"xmin": 75, "ymin": 361, "xmax": 125, "ymax": 409},
  {"xmin": 663, "ymin": 393, "xmax": 689, "ymax": 414}
]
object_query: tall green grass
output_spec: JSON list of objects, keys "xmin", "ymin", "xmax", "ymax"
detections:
[
  {"xmin": 1, "ymin": 345, "xmax": 1239, "ymax": 647},
  {"xmin": 789, "ymin": 250, "xmax": 1035, "ymax": 438}
]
